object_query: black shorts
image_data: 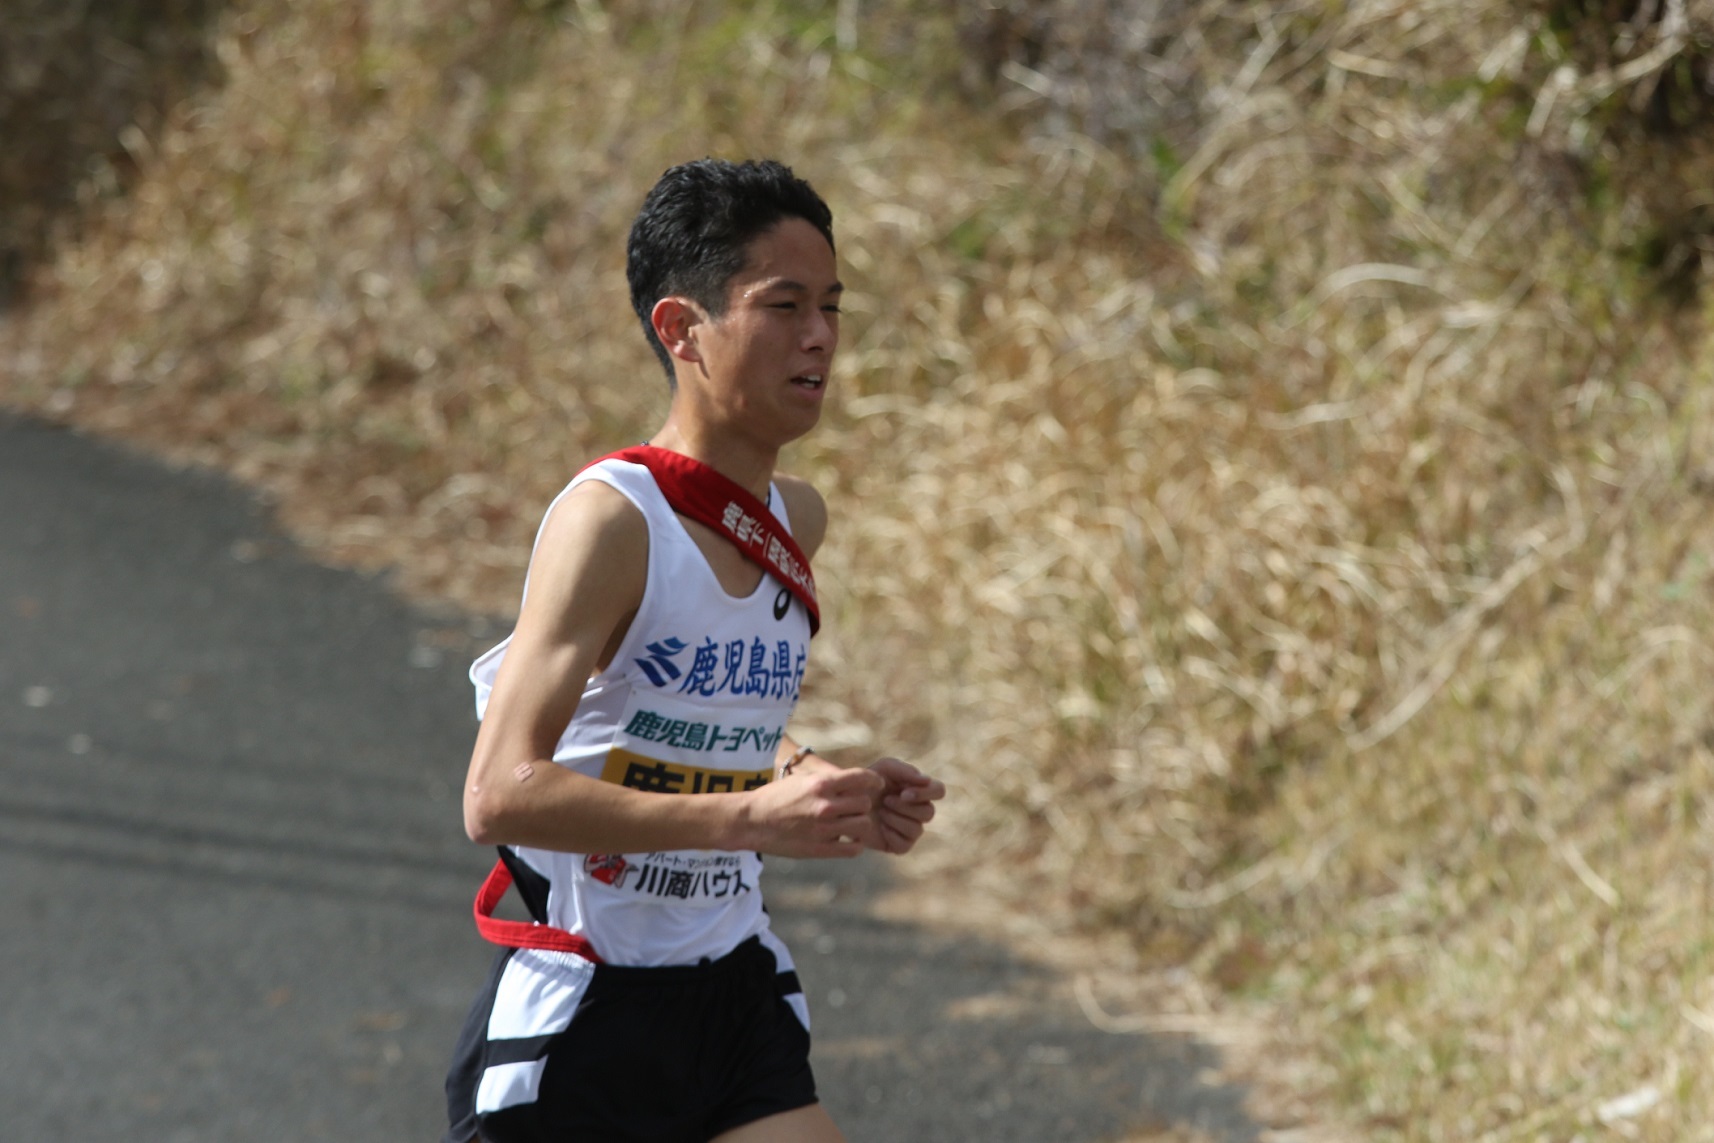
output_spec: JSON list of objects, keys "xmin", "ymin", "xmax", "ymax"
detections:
[{"xmin": 443, "ymin": 935, "xmax": 817, "ymax": 1143}]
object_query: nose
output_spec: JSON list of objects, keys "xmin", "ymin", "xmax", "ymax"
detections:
[{"xmin": 803, "ymin": 308, "xmax": 837, "ymax": 354}]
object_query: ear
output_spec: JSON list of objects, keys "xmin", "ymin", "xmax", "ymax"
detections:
[{"xmin": 650, "ymin": 296, "xmax": 706, "ymax": 365}]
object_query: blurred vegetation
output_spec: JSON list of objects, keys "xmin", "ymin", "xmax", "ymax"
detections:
[
  {"xmin": 0, "ymin": 0, "xmax": 228, "ymax": 307},
  {"xmin": 6, "ymin": 1, "xmax": 1714, "ymax": 1139}
]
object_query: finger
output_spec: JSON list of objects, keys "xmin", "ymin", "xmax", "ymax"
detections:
[
  {"xmin": 823, "ymin": 803, "xmax": 881, "ymax": 828},
  {"xmin": 805, "ymin": 837, "xmax": 867, "ymax": 859},
  {"xmin": 809, "ymin": 815, "xmax": 877, "ymax": 846},
  {"xmin": 882, "ymin": 794, "xmax": 935, "ymax": 818},
  {"xmin": 880, "ymin": 822, "xmax": 923, "ymax": 850},
  {"xmin": 834, "ymin": 819, "xmax": 884, "ymax": 850},
  {"xmin": 823, "ymin": 769, "xmax": 886, "ymax": 796},
  {"xmin": 877, "ymin": 806, "xmax": 925, "ymax": 839},
  {"xmin": 819, "ymin": 794, "xmax": 883, "ymax": 821},
  {"xmin": 878, "ymin": 822, "xmax": 920, "ymax": 854},
  {"xmin": 869, "ymin": 758, "xmax": 925, "ymax": 783},
  {"xmin": 882, "ymin": 808, "xmax": 934, "ymax": 832},
  {"xmin": 873, "ymin": 764, "xmax": 941, "ymax": 798}
]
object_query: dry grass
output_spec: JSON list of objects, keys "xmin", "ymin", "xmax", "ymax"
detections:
[
  {"xmin": 7, "ymin": 1, "xmax": 1714, "ymax": 1139},
  {"xmin": 0, "ymin": 0, "xmax": 223, "ymax": 303}
]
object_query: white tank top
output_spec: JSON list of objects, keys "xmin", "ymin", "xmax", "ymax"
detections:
[{"xmin": 470, "ymin": 457, "xmax": 813, "ymax": 966}]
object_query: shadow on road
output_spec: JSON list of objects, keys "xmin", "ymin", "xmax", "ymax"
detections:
[{"xmin": 766, "ymin": 853, "xmax": 1263, "ymax": 1142}]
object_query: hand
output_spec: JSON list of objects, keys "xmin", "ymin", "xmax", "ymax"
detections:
[
  {"xmin": 865, "ymin": 757, "xmax": 945, "ymax": 855},
  {"xmin": 742, "ymin": 766, "xmax": 886, "ymax": 858}
]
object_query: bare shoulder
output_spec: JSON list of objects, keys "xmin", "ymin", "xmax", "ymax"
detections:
[
  {"xmin": 522, "ymin": 478, "xmax": 649, "ymax": 635},
  {"xmin": 772, "ymin": 472, "xmax": 828, "ymax": 559},
  {"xmin": 538, "ymin": 478, "xmax": 648, "ymax": 560}
]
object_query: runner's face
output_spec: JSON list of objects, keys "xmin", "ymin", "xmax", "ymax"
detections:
[{"xmin": 687, "ymin": 217, "xmax": 841, "ymax": 443}]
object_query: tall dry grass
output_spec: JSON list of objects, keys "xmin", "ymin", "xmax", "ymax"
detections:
[
  {"xmin": 0, "ymin": 0, "xmax": 225, "ymax": 304},
  {"xmin": 6, "ymin": 1, "xmax": 1714, "ymax": 1138}
]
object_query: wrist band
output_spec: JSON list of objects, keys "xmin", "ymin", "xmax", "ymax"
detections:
[{"xmin": 781, "ymin": 744, "xmax": 815, "ymax": 777}]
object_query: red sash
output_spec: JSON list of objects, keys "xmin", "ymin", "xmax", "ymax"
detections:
[
  {"xmin": 474, "ymin": 858, "xmax": 604, "ymax": 961},
  {"xmin": 603, "ymin": 444, "xmax": 820, "ymax": 636},
  {"xmin": 472, "ymin": 444, "xmax": 818, "ymax": 956}
]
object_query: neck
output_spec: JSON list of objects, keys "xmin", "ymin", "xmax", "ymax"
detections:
[{"xmin": 647, "ymin": 419, "xmax": 779, "ymax": 501}]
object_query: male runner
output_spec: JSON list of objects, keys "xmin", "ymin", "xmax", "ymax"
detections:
[{"xmin": 442, "ymin": 158, "xmax": 946, "ymax": 1143}]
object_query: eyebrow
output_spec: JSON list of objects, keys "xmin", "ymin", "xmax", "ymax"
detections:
[{"xmin": 750, "ymin": 279, "xmax": 844, "ymax": 296}]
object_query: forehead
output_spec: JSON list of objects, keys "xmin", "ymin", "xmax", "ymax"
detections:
[{"xmin": 730, "ymin": 217, "xmax": 839, "ymax": 293}]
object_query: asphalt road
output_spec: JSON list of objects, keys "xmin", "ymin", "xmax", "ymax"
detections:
[{"xmin": 0, "ymin": 412, "xmax": 1262, "ymax": 1142}]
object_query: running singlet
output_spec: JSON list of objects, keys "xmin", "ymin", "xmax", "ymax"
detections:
[{"xmin": 469, "ymin": 457, "xmax": 813, "ymax": 967}]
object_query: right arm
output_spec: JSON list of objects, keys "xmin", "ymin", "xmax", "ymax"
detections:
[{"xmin": 462, "ymin": 480, "xmax": 881, "ymax": 858}]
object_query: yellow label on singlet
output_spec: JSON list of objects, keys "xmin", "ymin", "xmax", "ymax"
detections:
[{"xmin": 599, "ymin": 748, "xmax": 772, "ymax": 795}]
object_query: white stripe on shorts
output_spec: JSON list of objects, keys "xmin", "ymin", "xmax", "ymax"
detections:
[
  {"xmin": 476, "ymin": 949, "xmax": 598, "ymax": 1116},
  {"xmin": 754, "ymin": 927, "xmax": 810, "ymax": 1032},
  {"xmin": 477, "ymin": 1059, "xmax": 548, "ymax": 1116}
]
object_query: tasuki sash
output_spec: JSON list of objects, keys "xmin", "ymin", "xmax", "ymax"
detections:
[
  {"xmin": 473, "ymin": 444, "xmax": 818, "ymax": 955},
  {"xmin": 474, "ymin": 857, "xmax": 604, "ymax": 960},
  {"xmin": 604, "ymin": 444, "xmax": 819, "ymax": 635}
]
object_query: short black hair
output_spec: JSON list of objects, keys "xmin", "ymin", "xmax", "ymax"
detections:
[{"xmin": 626, "ymin": 158, "xmax": 836, "ymax": 381}]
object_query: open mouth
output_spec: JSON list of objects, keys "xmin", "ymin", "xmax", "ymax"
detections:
[{"xmin": 791, "ymin": 374, "xmax": 825, "ymax": 391}]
